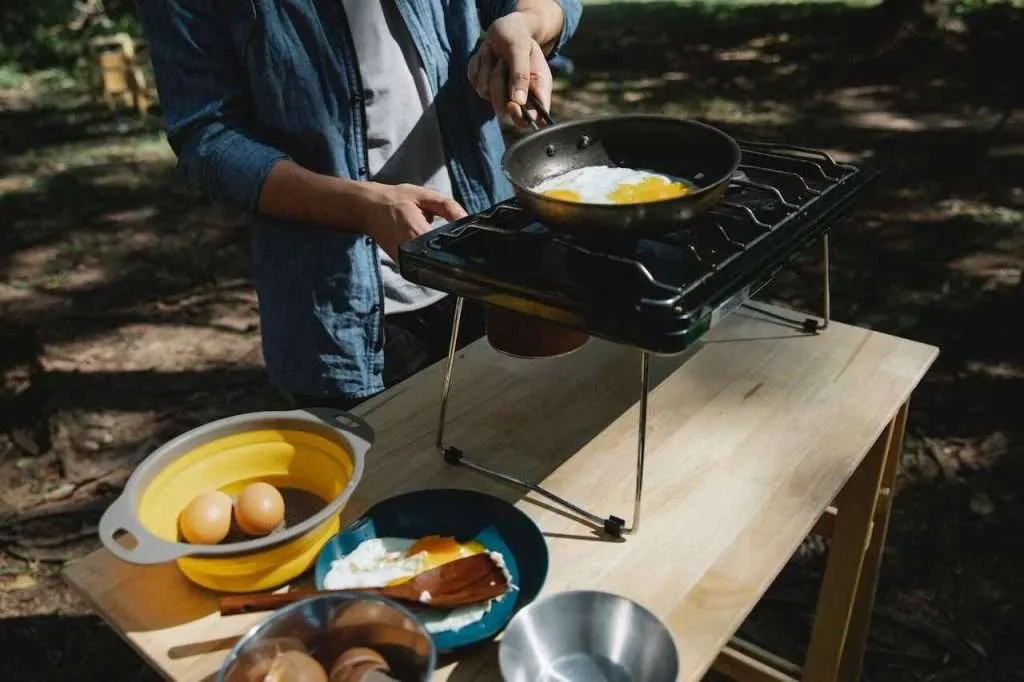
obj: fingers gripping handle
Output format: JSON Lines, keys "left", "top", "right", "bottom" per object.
{"left": 519, "top": 91, "right": 556, "bottom": 131}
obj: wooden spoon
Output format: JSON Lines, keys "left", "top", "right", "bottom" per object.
{"left": 219, "top": 553, "right": 509, "bottom": 616}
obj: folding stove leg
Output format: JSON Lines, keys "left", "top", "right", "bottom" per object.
{"left": 435, "top": 297, "right": 650, "bottom": 538}
{"left": 820, "top": 232, "right": 832, "bottom": 331}
{"left": 434, "top": 296, "right": 464, "bottom": 452}
{"left": 742, "top": 232, "right": 832, "bottom": 334}
{"left": 627, "top": 351, "right": 649, "bottom": 535}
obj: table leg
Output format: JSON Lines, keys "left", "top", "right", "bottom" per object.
{"left": 802, "top": 400, "right": 910, "bottom": 682}
{"left": 836, "top": 401, "right": 909, "bottom": 681}
{"left": 710, "top": 400, "right": 911, "bottom": 682}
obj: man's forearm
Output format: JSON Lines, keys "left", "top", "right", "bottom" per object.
{"left": 257, "top": 159, "right": 377, "bottom": 233}
{"left": 515, "top": 0, "right": 565, "bottom": 53}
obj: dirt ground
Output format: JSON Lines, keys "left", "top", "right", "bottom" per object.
{"left": 1, "top": 2, "right": 1022, "bottom": 681}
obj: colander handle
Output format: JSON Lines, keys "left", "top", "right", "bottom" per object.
{"left": 98, "top": 492, "right": 188, "bottom": 565}
{"left": 301, "top": 407, "right": 375, "bottom": 457}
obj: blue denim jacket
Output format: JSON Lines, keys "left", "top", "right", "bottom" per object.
{"left": 135, "top": 0, "right": 582, "bottom": 399}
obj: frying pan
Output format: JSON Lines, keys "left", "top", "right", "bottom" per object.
{"left": 501, "top": 96, "right": 742, "bottom": 237}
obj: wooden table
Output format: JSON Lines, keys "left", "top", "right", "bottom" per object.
{"left": 64, "top": 302, "right": 938, "bottom": 682}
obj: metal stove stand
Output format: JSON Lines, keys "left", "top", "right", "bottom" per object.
{"left": 429, "top": 143, "right": 856, "bottom": 538}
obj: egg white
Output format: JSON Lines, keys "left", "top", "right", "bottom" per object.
{"left": 531, "top": 165, "right": 687, "bottom": 204}
{"left": 322, "top": 537, "right": 511, "bottom": 634}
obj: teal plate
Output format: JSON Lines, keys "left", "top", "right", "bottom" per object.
{"left": 314, "top": 488, "right": 549, "bottom": 652}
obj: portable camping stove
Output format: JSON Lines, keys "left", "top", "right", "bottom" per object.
{"left": 398, "top": 141, "right": 879, "bottom": 537}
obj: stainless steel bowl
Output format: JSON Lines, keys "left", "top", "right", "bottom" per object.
{"left": 498, "top": 591, "right": 679, "bottom": 682}
{"left": 218, "top": 593, "right": 436, "bottom": 682}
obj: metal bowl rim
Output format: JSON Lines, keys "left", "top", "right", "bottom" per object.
{"left": 497, "top": 589, "right": 680, "bottom": 678}
{"left": 215, "top": 591, "right": 438, "bottom": 682}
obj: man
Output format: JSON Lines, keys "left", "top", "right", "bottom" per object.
{"left": 135, "top": 0, "right": 582, "bottom": 408}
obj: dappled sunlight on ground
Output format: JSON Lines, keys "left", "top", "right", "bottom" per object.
{"left": 1, "top": 1, "right": 1022, "bottom": 680}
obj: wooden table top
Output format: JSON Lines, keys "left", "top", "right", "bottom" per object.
{"left": 64, "top": 303, "right": 938, "bottom": 682}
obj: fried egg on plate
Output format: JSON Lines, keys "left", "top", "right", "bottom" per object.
{"left": 322, "top": 536, "right": 514, "bottom": 634}
{"left": 532, "top": 165, "right": 693, "bottom": 204}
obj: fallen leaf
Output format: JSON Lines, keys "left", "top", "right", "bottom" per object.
{"left": 0, "top": 574, "right": 37, "bottom": 591}
{"left": 965, "top": 638, "right": 988, "bottom": 659}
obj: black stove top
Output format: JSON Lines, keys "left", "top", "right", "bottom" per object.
{"left": 398, "top": 141, "right": 879, "bottom": 354}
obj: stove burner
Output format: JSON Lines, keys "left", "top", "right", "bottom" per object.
{"left": 402, "top": 141, "right": 876, "bottom": 354}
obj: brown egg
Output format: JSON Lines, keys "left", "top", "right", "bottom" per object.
{"left": 179, "top": 490, "right": 233, "bottom": 545}
{"left": 235, "top": 482, "right": 286, "bottom": 536}
{"left": 262, "top": 650, "right": 328, "bottom": 682}
{"left": 328, "top": 647, "right": 389, "bottom": 682}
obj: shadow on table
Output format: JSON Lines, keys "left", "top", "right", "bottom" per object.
{"left": 66, "top": 558, "right": 229, "bottom": 631}
{"left": 0, "top": 614, "right": 161, "bottom": 682}
{"left": 349, "top": 335, "right": 700, "bottom": 532}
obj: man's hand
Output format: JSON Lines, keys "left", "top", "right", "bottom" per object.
{"left": 468, "top": 12, "right": 553, "bottom": 127}
{"left": 256, "top": 161, "right": 465, "bottom": 259}
{"left": 361, "top": 183, "right": 467, "bottom": 260}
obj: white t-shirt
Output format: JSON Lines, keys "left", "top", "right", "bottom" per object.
{"left": 341, "top": 0, "right": 452, "bottom": 315}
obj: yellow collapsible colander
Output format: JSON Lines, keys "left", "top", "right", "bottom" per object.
{"left": 98, "top": 408, "right": 371, "bottom": 593}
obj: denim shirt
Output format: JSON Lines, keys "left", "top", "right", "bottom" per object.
{"left": 135, "top": 0, "right": 582, "bottom": 399}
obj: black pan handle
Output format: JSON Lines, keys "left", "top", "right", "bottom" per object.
{"left": 519, "top": 91, "right": 556, "bottom": 131}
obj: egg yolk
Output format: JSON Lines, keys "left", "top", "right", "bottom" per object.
{"left": 540, "top": 188, "right": 582, "bottom": 202}
{"left": 408, "top": 535, "right": 486, "bottom": 569}
{"left": 539, "top": 176, "right": 690, "bottom": 205}
{"left": 384, "top": 535, "right": 486, "bottom": 585}
{"left": 607, "top": 176, "right": 690, "bottom": 204}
